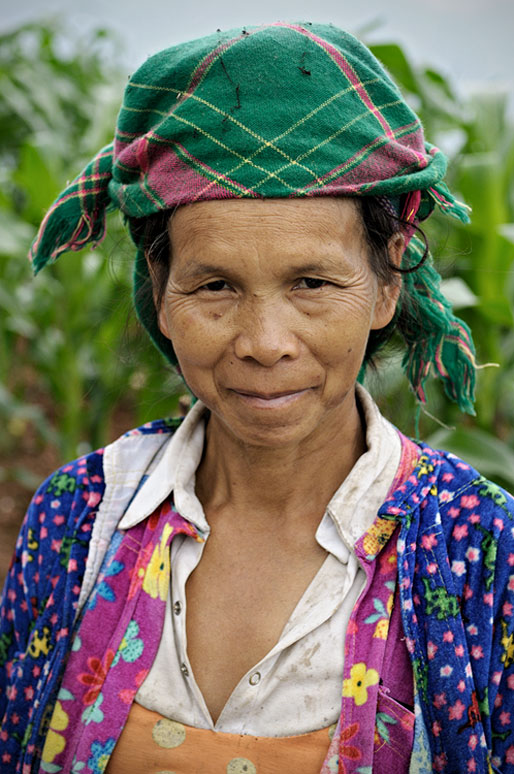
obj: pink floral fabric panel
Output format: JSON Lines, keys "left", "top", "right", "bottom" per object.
{"left": 39, "top": 501, "right": 201, "bottom": 773}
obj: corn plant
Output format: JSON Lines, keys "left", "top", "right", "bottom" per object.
{"left": 0, "top": 23, "right": 183, "bottom": 462}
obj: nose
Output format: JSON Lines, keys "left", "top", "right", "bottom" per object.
{"left": 233, "top": 296, "right": 301, "bottom": 366}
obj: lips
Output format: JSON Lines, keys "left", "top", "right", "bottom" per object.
{"left": 229, "top": 387, "right": 312, "bottom": 407}
{"left": 231, "top": 388, "right": 309, "bottom": 400}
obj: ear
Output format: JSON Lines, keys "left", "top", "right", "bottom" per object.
{"left": 158, "top": 304, "right": 171, "bottom": 341}
{"left": 371, "top": 232, "right": 404, "bottom": 330}
{"left": 144, "top": 251, "right": 172, "bottom": 341}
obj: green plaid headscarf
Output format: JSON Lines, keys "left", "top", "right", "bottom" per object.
{"left": 29, "top": 22, "right": 476, "bottom": 412}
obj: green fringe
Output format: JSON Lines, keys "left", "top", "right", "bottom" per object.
{"left": 399, "top": 235, "right": 476, "bottom": 415}
{"left": 428, "top": 181, "right": 471, "bottom": 225}
{"left": 29, "top": 143, "right": 114, "bottom": 275}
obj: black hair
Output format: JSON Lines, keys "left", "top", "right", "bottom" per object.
{"left": 357, "top": 196, "right": 429, "bottom": 363}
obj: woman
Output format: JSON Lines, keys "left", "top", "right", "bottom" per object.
{"left": 1, "top": 21, "right": 513, "bottom": 774}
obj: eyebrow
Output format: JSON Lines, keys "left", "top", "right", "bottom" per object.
{"left": 284, "top": 260, "right": 348, "bottom": 275}
{"left": 174, "top": 262, "right": 233, "bottom": 281}
{"left": 175, "top": 257, "right": 349, "bottom": 281}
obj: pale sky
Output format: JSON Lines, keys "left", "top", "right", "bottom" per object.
{"left": 2, "top": 0, "right": 513, "bottom": 107}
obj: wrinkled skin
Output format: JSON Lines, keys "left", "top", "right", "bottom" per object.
{"left": 157, "top": 197, "right": 402, "bottom": 455}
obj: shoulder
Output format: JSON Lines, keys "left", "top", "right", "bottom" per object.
{"left": 10, "top": 417, "right": 183, "bottom": 594}
{"left": 32, "top": 416, "right": 182, "bottom": 520}
{"left": 20, "top": 448, "right": 105, "bottom": 551}
{"left": 394, "top": 441, "right": 514, "bottom": 601}
{"left": 384, "top": 438, "right": 514, "bottom": 565}
{"left": 119, "top": 416, "right": 183, "bottom": 438}
{"left": 417, "top": 442, "right": 514, "bottom": 533}
{"left": 388, "top": 438, "right": 514, "bottom": 525}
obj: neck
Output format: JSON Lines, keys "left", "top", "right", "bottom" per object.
{"left": 195, "top": 394, "right": 366, "bottom": 529}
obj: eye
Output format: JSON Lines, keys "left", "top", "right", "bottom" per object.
{"left": 199, "top": 279, "right": 231, "bottom": 292}
{"left": 295, "top": 277, "right": 329, "bottom": 290}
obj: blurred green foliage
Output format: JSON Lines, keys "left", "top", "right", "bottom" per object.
{"left": 364, "top": 42, "right": 514, "bottom": 490}
{"left": 0, "top": 22, "right": 183, "bottom": 463}
{"left": 1, "top": 24, "right": 513, "bottom": 489}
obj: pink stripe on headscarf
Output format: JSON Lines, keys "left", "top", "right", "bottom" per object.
{"left": 276, "top": 22, "right": 394, "bottom": 139}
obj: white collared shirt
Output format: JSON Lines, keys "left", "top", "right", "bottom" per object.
{"left": 117, "top": 386, "right": 402, "bottom": 736}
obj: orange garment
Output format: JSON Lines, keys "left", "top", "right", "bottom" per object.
{"left": 106, "top": 701, "right": 332, "bottom": 774}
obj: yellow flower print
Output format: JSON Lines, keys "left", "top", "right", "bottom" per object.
{"left": 41, "top": 700, "right": 69, "bottom": 763}
{"left": 373, "top": 593, "right": 394, "bottom": 639}
{"left": 373, "top": 619, "right": 389, "bottom": 639}
{"left": 342, "top": 662, "right": 379, "bottom": 706}
{"left": 27, "top": 625, "right": 52, "bottom": 659}
{"left": 142, "top": 523, "right": 173, "bottom": 600}
{"left": 362, "top": 518, "right": 397, "bottom": 558}
{"left": 416, "top": 455, "right": 434, "bottom": 478}
{"left": 501, "top": 619, "right": 514, "bottom": 669}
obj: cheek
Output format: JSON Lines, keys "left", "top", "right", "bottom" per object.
{"left": 320, "top": 335, "right": 366, "bottom": 370}
{"left": 162, "top": 298, "right": 231, "bottom": 370}
{"left": 308, "top": 303, "right": 377, "bottom": 383}
{"left": 316, "top": 293, "right": 377, "bottom": 347}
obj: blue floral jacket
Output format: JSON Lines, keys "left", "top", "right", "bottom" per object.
{"left": 1, "top": 419, "right": 514, "bottom": 773}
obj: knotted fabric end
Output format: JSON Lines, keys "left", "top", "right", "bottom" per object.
{"left": 29, "top": 143, "right": 114, "bottom": 274}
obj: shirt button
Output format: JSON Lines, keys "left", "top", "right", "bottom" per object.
{"left": 180, "top": 663, "right": 189, "bottom": 677}
{"left": 173, "top": 601, "right": 182, "bottom": 615}
{"left": 249, "top": 672, "right": 261, "bottom": 686}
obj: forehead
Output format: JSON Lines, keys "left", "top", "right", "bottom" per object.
{"left": 168, "top": 197, "right": 365, "bottom": 256}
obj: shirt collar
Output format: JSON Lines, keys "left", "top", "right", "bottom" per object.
{"left": 119, "top": 398, "right": 209, "bottom": 533}
{"left": 118, "top": 385, "right": 400, "bottom": 547}
{"left": 324, "top": 384, "right": 401, "bottom": 549}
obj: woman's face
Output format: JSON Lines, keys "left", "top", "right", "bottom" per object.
{"left": 157, "top": 197, "right": 401, "bottom": 449}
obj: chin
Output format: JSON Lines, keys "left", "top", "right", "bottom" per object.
{"left": 207, "top": 403, "right": 330, "bottom": 451}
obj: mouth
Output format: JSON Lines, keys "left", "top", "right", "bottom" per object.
{"left": 229, "top": 387, "right": 311, "bottom": 407}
